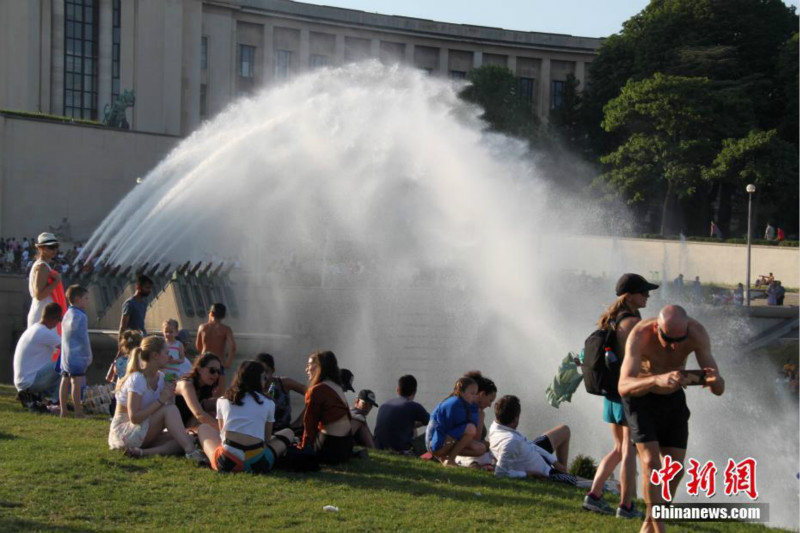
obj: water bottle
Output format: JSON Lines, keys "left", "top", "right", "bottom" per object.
{"left": 267, "top": 381, "right": 277, "bottom": 399}
{"left": 604, "top": 347, "right": 618, "bottom": 364}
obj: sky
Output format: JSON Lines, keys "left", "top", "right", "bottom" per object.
{"left": 302, "top": 0, "right": 800, "bottom": 38}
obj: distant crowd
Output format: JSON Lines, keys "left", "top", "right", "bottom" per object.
{"left": 1, "top": 235, "right": 83, "bottom": 275}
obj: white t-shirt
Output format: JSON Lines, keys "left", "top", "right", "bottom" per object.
{"left": 216, "top": 393, "right": 275, "bottom": 442}
{"left": 13, "top": 323, "right": 61, "bottom": 390}
{"left": 116, "top": 371, "right": 165, "bottom": 409}
{"left": 488, "top": 421, "right": 557, "bottom": 478}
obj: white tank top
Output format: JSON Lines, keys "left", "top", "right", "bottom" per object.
{"left": 27, "top": 259, "right": 54, "bottom": 327}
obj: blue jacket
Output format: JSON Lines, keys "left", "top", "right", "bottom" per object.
{"left": 426, "top": 395, "right": 478, "bottom": 452}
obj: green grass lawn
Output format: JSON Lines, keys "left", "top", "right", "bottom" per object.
{"left": 0, "top": 385, "right": 784, "bottom": 533}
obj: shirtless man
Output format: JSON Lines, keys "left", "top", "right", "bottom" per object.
{"left": 195, "top": 303, "right": 236, "bottom": 392}
{"left": 618, "top": 305, "right": 724, "bottom": 533}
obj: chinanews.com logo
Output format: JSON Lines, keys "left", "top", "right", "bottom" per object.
{"left": 649, "top": 455, "right": 769, "bottom": 523}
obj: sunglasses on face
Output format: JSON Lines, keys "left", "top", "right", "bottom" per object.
{"left": 45, "top": 245, "right": 59, "bottom": 251}
{"left": 639, "top": 291, "right": 650, "bottom": 297}
{"left": 658, "top": 326, "right": 689, "bottom": 344}
{"left": 206, "top": 367, "right": 221, "bottom": 375}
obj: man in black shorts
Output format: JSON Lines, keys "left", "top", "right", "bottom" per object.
{"left": 619, "top": 305, "right": 724, "bottom": 533}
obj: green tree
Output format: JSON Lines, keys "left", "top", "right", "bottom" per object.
{"left": 581, "top": 0, "right": 798, "bottom": 235}
{"left": 599, "top": 74, "right": 718, "bottom": 234}
{"left": 703, "top": 129, "right": 799, "bottom": 235}
{"left": 459, "top": 65, "right": 538, "bottom": 140}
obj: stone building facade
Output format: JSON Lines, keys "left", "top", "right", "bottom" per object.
{"left": 1, "top": 0, "right": 602, "bottom": 137}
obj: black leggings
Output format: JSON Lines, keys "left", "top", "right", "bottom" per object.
{"left": 316, "top": 433, "right": 354, "bottom": 465}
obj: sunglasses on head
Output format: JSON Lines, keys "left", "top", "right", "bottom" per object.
{"left": 658, "top": 326, "right": 689, "bottom": 344}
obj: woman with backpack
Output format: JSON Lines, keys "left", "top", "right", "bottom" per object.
{"left": 582, "top": 273, "right": 658, "bottom": 519}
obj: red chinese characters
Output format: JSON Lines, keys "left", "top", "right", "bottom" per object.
{"left": 685, "top": 459, "right": 717, "bottom": 497}
{"left": 723, "top": 457, "right": 758, "bottom": 500}
{"left": 649, "top": 455, "right": 683, "bottom": 502}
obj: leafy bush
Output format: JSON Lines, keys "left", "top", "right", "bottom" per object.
{"left": 569, "top": 454, "right": 597, "bottom": 479}
{"left": 778, "top": 240, "right": 799, "bottom": 247}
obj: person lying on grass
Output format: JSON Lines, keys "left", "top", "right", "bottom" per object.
{"left": 197, "top": 360, "right": 294, "bottom": 474}
{"left": 108, "top": 335, "right": 206, "bottom": 463}
{"left": 426, "top": 376, "right": 487, "bottom": 467}
{"left": 488, "top": 395, "right": 577, "bottom": 485}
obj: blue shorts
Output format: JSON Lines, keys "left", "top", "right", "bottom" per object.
{"left": 61, "top": 358, "right": 90, "bottom": 377}
{"left": 603, "top": 396, "right": 626, "bottom": 425}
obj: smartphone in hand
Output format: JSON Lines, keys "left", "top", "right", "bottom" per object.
{"left": 680, "top": 369, "right": 707, "bottom": 386}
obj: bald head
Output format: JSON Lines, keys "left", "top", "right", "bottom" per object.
{"left": 658, "top": 305, "right": 688, "bottom": 337}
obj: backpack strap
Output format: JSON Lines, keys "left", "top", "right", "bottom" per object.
{"left": 610, "top": 311, "right": 637, "bottom": 331}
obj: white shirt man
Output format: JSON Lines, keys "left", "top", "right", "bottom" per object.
{"left": 488, "top": 394, "right": 576, "bottom": 485}
{"left": 489, "top": 421, "right": 556, "bottom": 478}
{"left": 13, "top": 303, "right": 62, "bottom": 403}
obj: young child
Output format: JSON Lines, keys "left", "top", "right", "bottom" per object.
{"left": 426, "top": 376, "right": 487, "bottom": 467}
{"left": 59, "top": 285, "right": 92, "bottom": 418}
{"left": 195, "top": 303, "right": 236, "bottom": 392}
{"left": 106, "top": 329, "right": 143, "bottom": 384}
{"left": 162, "top": 319, "right": 192, "bottom": 379}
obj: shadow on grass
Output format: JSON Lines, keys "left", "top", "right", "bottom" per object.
{"left": 98, "top": 457, "right": 148, "bottom": 474}
{"left": 0, "top": 432, "right": 18, "bottom": 440}
{"left": 0, "top": 517, "right": 104, "bottom": 533}
{"left": 270, "top": 452, "right": 584, "bottom": 512}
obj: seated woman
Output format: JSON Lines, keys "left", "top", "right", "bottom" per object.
{"left": 108, "top": 335, "right": 205, "bottom": 462}
{"left": 197, "top": 360, "right": 294, "bottom": 474}
{"left": 174, "top": 353, "right": 223, "bottom": 428}
{"left": 254, "top": 353, "right": 306, "bottom": 432}
{"left": 426, "top": 376, "right": 487, "bottom": 467}
{"left": 457, "top": 370, "right": 497, "bottom": 469}
{"left": 299, "top": 350, "right": 353, "bottom": 464}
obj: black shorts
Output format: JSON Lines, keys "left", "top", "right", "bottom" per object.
{"left": 316, "top": 433, "right": 353, "bottom": 465}
{"left": 622, "top": 389, "right": 690, "bottom": 449}
{"left": 533, "top": 434, "right": 554, "bottom": 454}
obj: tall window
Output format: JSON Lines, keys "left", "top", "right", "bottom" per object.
{"left": 64, "top": 0, "right": 99, "bottom": 119}
{"left": 201, "top": 36, "right": 208, "bottom": 70}
{"left": 239, "top": 45, "right": 255, "bottom": 78}
{"left": 450, "top": 70, "right": 467, "bottom": 80}
{"left": 200, "top": 84, "right": 207, "bottom": 117}
{"left": 111, "top": 0, "right": 121, "bottom": 102}
{"left": 519, "top": 77, "right": 535, "bottom": 104}
{"left": 275, "top": 50, "right": 291, "bottom": 80}
{"left": 309, "top": 54, "right": 328, "bottom": 69}
{"left": 551, "top": 80, "right": 566, "bottom": 110}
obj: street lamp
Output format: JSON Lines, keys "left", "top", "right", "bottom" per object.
{"left": 745, "top": 183, "right": 756, "bottom": 306}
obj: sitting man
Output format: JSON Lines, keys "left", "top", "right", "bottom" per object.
{"left": 489, "top": 395, "right": 576, "bottom": 485}
{"left": 374, "top": 374, "right": 430, "bottom": 453}
{"left": 350, "top": 389, "right": 379, "bottom": 448}
{"left": 13, "top": 303, "right": 63, "bottom": 408}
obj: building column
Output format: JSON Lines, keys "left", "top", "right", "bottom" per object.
{"left": 473, "top": 51, "right": 482, "bottom": 69}
{"left": 438, "top": 46, "right": 448, "bottom": 76}
{"left": 262, "top": 22, "right": 274, "bottom": 83}
{"left": 50, "top": 0, "right": 65, "bottom": 114}
{"left": 574, "top": 60, "right": 585, "bottom": 90}
{"left": 119, "top": 0, "right": 135, "bottom": 126}
{"left": 370, "top": 38, "right": 380, "bottom": 58}
{"left": 404, "top": 42, "right": 414, "bottom": 67}
{"left": 97, "top": 0, "right": 113, "bottom": 120}
{"left": 180, "top": 0, "right": 202, "bottom": 135}
{"left": 334, "top": 33, "right": 345, "bottom": 65}
{"left": 508, "top": 55, "right": 517, "bottom": 75}
{"left": 538, "top": 57, "right": 551, "bottom": 120}
{"left": 299, "top": 28, "right": 310, "bottom": 72}
{"left": 40, "top": 0, "right": 52, "bottom": 113}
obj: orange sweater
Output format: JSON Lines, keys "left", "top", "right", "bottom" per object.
{"left": 300, "top": 382, "right": 351, "bottom": 449}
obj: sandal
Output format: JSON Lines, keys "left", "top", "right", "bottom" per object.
{"left": 124, "top": 447, "right": 143, "bottom": 458}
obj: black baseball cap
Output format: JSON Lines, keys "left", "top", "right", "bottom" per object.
{"left": 616, "top": 273, "right": 660, "bottom": 296}
{"left": 340, "top": 368, "right": 355, "bottom": 392}
{"left": 357, "top": 389, "right": 379, "bottom": 407}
